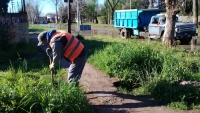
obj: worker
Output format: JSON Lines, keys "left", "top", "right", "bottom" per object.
{"left": 37, "top": 30, "right": 87, "bottom": 85}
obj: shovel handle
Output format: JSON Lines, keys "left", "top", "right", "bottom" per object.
{"left": 47, "top": 53, "right": 55, "bottom": 85}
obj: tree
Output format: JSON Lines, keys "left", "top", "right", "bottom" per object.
{"left": 58, "top": 2, "right": 67, "bottom": 23}
{"left": 104, "top": 2, "right": 111, "bottom": 24}
{"left": 149, "top": 0, "right": 153, "bottom": 8}
{"left": 81, "top": 1, "right": 97, "bottom": 23}
{"left": 193, "top": 0, "right": 198, "bottom": 27}
{"left": 131, "top": 0, "right": 150, "bottom": 9}
{"left": 157, "top": 0, "right": 165, "bottom": 9}
{"left": 25, "top": 0, "right": 44, "bottom": 24}
{"left": 51, "top": 0, "right": 61, "bottom": 23}
{"left": 25, "top": 2, "right": 34, "bottom": 23}
{"left": 180, "top": 0, "right": 193, "bottom": 15}
{"left": 77, "top": 1, "right": 87, "bottom": 24}
{"left": 120, "top": 0, "right": 149, "bottom": 9}
{"left": 162, "top": 0, "right": 179, "bottom": 46}
{"left": 106, "top": 0, "right": 121, "bottom": 24}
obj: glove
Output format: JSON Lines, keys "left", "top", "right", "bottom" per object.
{"left": 49, "top": 64, "right": 54, "bottom": 70}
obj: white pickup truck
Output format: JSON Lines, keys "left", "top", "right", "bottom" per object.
{"left": 148, "top": 14, "right": 198, "bottom": 43}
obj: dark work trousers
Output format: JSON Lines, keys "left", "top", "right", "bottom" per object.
{"left": 67, "top": 49, "right": 87, "bottom": 83}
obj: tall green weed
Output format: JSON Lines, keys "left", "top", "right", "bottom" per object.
{"left": 87, "top": 38, "right": 200, "bottom": 109}
{"left": 0, "top": 60, "right": 92, "bottom": 113}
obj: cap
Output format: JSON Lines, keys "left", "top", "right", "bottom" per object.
{"left": 37, "top": 31, "right": 47, "bottom": 46}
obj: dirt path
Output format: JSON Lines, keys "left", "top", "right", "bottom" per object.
{"left": 30, "top": 33, "right": 200, "bottom": 113}
{"left": 80, "top": 63, "right": 200, "bottom": 113}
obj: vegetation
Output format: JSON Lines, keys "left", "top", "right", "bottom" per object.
{"left": 0, "top": 25, "right": 93, "bottom": 113}
{"left": 80, "top": 35, "right": 200, "bottom": 110}
{"left": 29, "top": 24, "right": 53, "bottom": 33}
{"left": 3, "top": 24, "right": 199, "bottom": 112}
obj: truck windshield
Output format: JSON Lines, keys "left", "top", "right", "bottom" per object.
{"left": 159, "top": 17, "right": 165, "bottom": 25}
{"left": 151, "top": 17, "right": 159, "bottom": 24}
{"left": 158, "top": 16, "right": 178, "bottom": 25}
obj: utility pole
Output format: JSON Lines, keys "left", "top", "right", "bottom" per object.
{"left": 77, "top": 0, "right": 80, "bottom": 35}
{"left": 23, "top": 0, "right": 26, "bottom": 12}
{"left": 68, "top": 0, "right": 71, "bottom": 33}
{"left": 64, "top": 0, "right": 73, "bottom": 33}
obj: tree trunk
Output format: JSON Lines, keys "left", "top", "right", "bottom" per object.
{"left": 162, "top": 14, "right": 176, "bottom": 46}
{"left": 193, "top": 0, "right": 198, "bottom": 27}
{"left": 163, "top": 0, "right": 179, "bottom": 46}
{"left": 149, "top": 0, "right": 153, "bottom": 8}
{"left": 110, "top": 8, "right": 114, "bottom": 24}
{"left": 56, "top": 8, "right": 58, "bottom": 23}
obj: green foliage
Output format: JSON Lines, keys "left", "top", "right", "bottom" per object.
{"left": 29, "top": 24, "right": 52, "bottom": 33}
{"left": 130, "top": 0, "right": 149, "bottom": 9}
{"left": 88, "top": 41, "right": 163, "bottom": 88}
{"left": 0, "top": 30, "right": 92, "bottom": 112}
{"left": 85, "top": 35, "right": 200, "bottom": 110}
{"left": 150, "top": 80, "right": 200, "bottom": 110}
{"left": 82, "top": 3, "right": 97, "bottom": 20}
{"left": 97, "top": 16, "right": 107, "bottom": 24}
{"left": 76, "top": 34, "right": 85, "bottom": 40}
{"left": 0, "top": 64, "right": 92, "bottom": 113}
{"left": 180, "top": 0, "right": 193, "bottom": 16}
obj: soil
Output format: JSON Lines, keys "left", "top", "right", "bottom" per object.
{"left": 80, "top": 63, "right": 200, "bottom": 113}
{"left": 30, "top": 33, "right": 200, "bottom": 113}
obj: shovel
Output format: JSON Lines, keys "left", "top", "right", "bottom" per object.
{"left": 46, "top": 50, "right": 55, "bottom": 85}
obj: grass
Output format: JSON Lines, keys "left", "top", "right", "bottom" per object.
{"left": 27, "top": 24, "right": 200, "bottom": 110}
{"left": 0, "top": 64, "right": 92, "bottom": 113}
{"left": 29, "top": 24, "right": 54, "bottom": 33}
{"left": 0, "top": 24, "right": 93, "bottom": 113}
{"left": 47, "top": 22, "right": 117, "bottom": 31}
{"left": 80, "top": 35, "right": 200, "bottom": 110}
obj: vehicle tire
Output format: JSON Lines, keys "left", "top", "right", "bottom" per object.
{"left": 120, "top": 28, "right": 130, "bottom": 39}
{"left": 180, "top": 37, "right": 192, "bottom": 44}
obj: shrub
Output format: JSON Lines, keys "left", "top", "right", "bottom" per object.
{"left": 97, "top": 16, "right": 107, "bottom": 24}
{"left": 76, "top": 34, "right": 85, "bottom": 40}
{"left": 87, "top": 37, "right": 200, "bottom": 109}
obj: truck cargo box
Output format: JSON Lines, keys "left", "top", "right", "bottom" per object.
{"left": 114, "top": 9, "right": 164, "bottom": 36}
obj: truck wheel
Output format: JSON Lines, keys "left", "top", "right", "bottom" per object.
{"left": 120, "top": 28, "right": 130, "bottom": 39}
{"left": 180, "top": 37, "right": 192, "bottom": 44}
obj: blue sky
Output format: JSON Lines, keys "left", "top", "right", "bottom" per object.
{"left": 41, "top": 0, "right": 105, "bottom": 15}
{"left": 8, "top": 0, "right": 105, "bottom": 15}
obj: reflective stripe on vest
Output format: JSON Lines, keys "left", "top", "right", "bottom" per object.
{"left": 49, "top": 32, "right": 84, "bottom": 63}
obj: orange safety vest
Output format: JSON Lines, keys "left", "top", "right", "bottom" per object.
{"left": 49, "top": 32, "right": 84, "bottom": 63}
